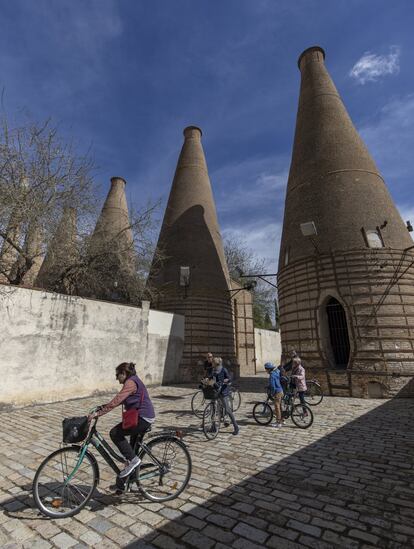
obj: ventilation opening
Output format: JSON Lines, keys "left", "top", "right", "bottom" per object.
{"left": 326, "top": 297, "right": 350, "bottom": 368}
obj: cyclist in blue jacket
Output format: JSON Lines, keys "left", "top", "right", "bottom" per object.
{"left": 265, "top": 362, "right": 284, "bottom": 428}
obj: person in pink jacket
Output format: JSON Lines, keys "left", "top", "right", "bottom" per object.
{"left": 291, "top": 357, "right": 308, "bottom": 413}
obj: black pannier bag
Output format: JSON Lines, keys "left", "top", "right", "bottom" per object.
{"left": 202, "top": 385, "right": 220, "bottom": 400}
{"left": 62, "top": 416, "right": 89, "bottom": 443}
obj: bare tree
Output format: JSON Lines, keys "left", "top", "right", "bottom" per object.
{"left": 50, "top": 201, "right": 162, "bottom": 305}
{"left": 224, "top": 236, "right": 277, "bottom": 329}
{"left": 0, "top": 113, "right": 161, "bottom": 305}
{"left": 0, "top": 114, "right": 95, "bottom": 285}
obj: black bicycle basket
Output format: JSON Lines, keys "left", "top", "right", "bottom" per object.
{"left": 202, "top": 386, "right": 220, "bottom": 400}
{"left": 62, "top": 416, "right": 89, "bottom": 443}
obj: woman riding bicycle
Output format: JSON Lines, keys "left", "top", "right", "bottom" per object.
{"left": 88, "top": 362, "right": 155, "bottom": 483}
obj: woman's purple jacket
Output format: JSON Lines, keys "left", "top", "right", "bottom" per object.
{"left": 125, "top": 375, "right": 155, "bottom": 419}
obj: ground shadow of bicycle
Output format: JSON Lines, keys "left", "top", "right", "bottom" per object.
{"left": 0, "top": 477, "right": 168, "bottom": 521}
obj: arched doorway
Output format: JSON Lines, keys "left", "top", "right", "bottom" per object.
{"left": 326, "top": 297, "right": 350, "bottom": 368}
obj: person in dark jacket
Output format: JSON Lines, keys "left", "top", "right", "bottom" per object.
{"left": 203, "top": 352, "right": 215, "bottom": 377}
{"left": 88, "top": 362, "right": 155, "bottom": 481}
{"left": 211, "top": 357, "right": 239, "bottom": 435}
{"left": 280, "top": 349, "right": 298, "bottom": 374}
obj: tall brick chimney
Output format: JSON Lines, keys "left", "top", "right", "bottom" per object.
{"left": 148, "top": 126, "right": 236, "bottom": 382}
{"left": 278, "top": 47, "right": 414, "bottom": 398}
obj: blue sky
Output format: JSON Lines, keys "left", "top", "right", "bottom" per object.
{"left": 2, "top": 0, "right": 414, "bottom": 271}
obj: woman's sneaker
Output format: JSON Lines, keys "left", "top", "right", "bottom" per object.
{"left": 271, "top": 423, "right": 282, "bottom": 428}
{"left": 109, "top": 478, "right": 125, "bottom": 494}
{"left": 119, "top": 456, "right": 141, "bottom": 478}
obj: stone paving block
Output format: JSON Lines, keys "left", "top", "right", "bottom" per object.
{"left": 159, "top": 520, "right": 189, "bottom": 538}
{"left": 8, "top": 523, "right": 35, "bottom": 543}
{"left": 311, "top": 516, "right": 346, "bottom": 532}
{"left": 110, "top": 512, "right": 136, "bottom": 527}
{"left": 79, "top": 530, "right": 103, "bottom": 546}
{"left": 267, "top": 524, "right": 299, "bottom": 541}
{"left": 232, "top": 522, "right": 269, "bottom": 544}
{"left": 202, "top": 524, "right": 236, "bottom": 544}
{"left": 129, "top": 521, "right": 158, "bottom": 540}
{"left": 232, "top": 537, "right": 265, "bottom": 549}
{"left": 298, "top": 534, "right": 338, "bottom": 548}
{"left": 76, "top": 509, "right": 97, "bottom": 524}
{"left": 87, "top": 517, "right": 114, "bottom": 534}
{"left": 322, "top": 530, "right": 359, "bottom": 548}
{"left": 23, "top": 538, "right": 52, "bottom": 549}
{"left": 179, "top": 502, "right": 210, "bottom": 519}
{"left": 138, "top": 510, "right": 165, "bottom": 526}
{"left": 324, "top": 504, "right": 360, "bottom": 520}
{"left": 182, "top": 529, "right": 215, "bottom": 548}
{"left": 152, "top": 533, "right": 186, "bottom": 549}
{"left": 206, "top": 512, "right": 237, "bottom": 529}
{"left": 182, "top": 515, "right": 206, "bottom": 530}
{"left": 159, "top": 507, "right": 182, "bottom": 521}
{"left": 32, "top": 520, "right": 61, "bottom": 539}
{"left": 94, "top": 538, "right": 119, "bottom": 549}
{"left": 232, "top": 502, "right": 255, "bottom": 514}
{"left": 105, "top": 526, "right": 135, "bottom": 545}
{"left": 62, "top": 521, "right": 89, "bottom": 538}
{"left": 348, "top": 528, "right": 381, "bottom": 545}
{"left": 266, "top": 536, "right": 302, "bottom": 549}
{"left": 286, "top": 519, "right": 321, "bottom": 538}
{"left": 0, "top": 528, "right": 10, "bottom": 545}
{"left": 51, "top": 532, "right": 78, "bottom": 549}
{"left": 239, "top": 513, "right": 268, "bottom": 531}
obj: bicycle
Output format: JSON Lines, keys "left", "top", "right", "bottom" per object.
{"left": 201, "top": 385, "right": 236, "bottom": 440}
{"left": 252, "top": 389, "right": 314, "bottom": 429}
{"left": 191, "top": 383, "right": 241, "bottom": 418}
{"left": 304, "top": 379, "right": 323, "bottom": 406}
{"left": 32, "top": 410, "right": 192, "bottom": 518}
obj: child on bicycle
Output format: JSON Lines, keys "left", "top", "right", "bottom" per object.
{"left": 264, "top": 362, "right": 284, "bottom": 428}
{"left": 211, "top": 357, "right": 239, "bottom": 435}
{"left": 290, "top": 357, "right": 308, "bottom": 414}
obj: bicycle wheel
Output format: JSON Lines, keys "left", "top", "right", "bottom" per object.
{"left": 291, "top": 404, "right": 314, "bottom": 429}
{"left": 33, "top": 446, "right": 98, "bottom": 518}
{"left": 191, "top": 390, "right": 206, "bottom": 418}
{"left": 230, "top": 387, "right": 242, "bottom": 412}
{"left": 304, "top": 381, "right": 323, "bottom": 406}
{"left": 252, "top": 402, "right": 273, "bottom": 425}
{"left": 138, "top": 436, "right": 192, "bottom": 502}
{"left": 202, "top": 401, "right": 221, "bottom": 440}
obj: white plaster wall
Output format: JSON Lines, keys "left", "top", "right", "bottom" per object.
{"left": 0, "top": 285, "right": 184, "bottom": 407}
{"left": 254, "top": 328, "right": 281, "bottom": 372}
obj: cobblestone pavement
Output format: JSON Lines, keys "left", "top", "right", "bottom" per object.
{"left": 1, "top": 382, "right": 414, "bottom": 548}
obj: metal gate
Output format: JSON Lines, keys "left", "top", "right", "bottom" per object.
{"left": 326, "top": 297, "right": 350, "bottom": 368}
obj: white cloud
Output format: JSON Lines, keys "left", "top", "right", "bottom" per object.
{"left": 223, "top": 220, "right": 282, "bottom": 272}
{"left": 359, "top": 94, "right": 414, "bottom": 180}
{"left": 212, "top": 155, "right": 288, "bottom": 214}
{"left": 349, "top": 46, "right": 400, "bottom": 84}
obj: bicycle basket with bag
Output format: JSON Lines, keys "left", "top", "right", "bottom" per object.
{"left": 202, "top": 386, "right": 220, "bottom": 400}
{"left": 62, "top": 416, "right": 89, "bottom": 443}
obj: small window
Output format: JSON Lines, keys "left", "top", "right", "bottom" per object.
{"left": 362, "top": 228, "right": 384, "bottom": 249}
{"left": 284, "top": 247, "right": 289, "bottom": 266}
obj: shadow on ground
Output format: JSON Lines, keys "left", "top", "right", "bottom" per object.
{"left": 123, "top": 382, "right": 414, "bottom": 549}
